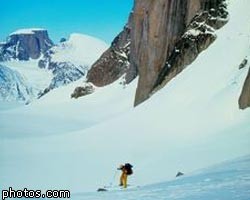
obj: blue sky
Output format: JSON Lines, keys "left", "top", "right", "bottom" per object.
{"left": 0, "top": 0, "right": 133, "bottom": 44}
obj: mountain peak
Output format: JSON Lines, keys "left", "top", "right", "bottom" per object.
{"left": 0, "top": 28, "right": 53, "bottom": 61}
{"left": 68, "top": 33, "right": 108, "bottom": 47}
{"left": 46, "top": 33, "right": 108, "bottom": 67}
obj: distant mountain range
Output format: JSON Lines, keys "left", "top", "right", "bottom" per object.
{"left": 0, "top": 0, "right": 249, "bottom": 109}
{"left": 0, "top": 29, "right": 108, "bottom": 103}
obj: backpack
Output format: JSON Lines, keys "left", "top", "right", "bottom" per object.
{"left": 124, "top": 163, "right": 133, "bottom": 175}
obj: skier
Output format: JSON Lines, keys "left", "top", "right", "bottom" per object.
{"left": 118, "top": 163, "right": 133, "bottom": 188}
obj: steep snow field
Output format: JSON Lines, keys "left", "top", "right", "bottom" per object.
{"left": 0, "top": 64, "right": 33, "bottom": 102}
{"left": 0, "top": 0, "right": 250, "bottom": 197}
{"left": 73, "top": 155, "right": 250, "bottom": 200}
{"left": 1, "top": 60, "right": 53, "bottom": 97}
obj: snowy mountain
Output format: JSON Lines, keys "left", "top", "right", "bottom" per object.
{"left": 0, "top": 31, "right": 108, "bottom": 100}
{"left": 0, "top": 64, "right": 33, "bottom": 103}
{"left": 40, "top": 33, "right": 109, "bottom": 67}
{"left": 0, "top": 28, "right": 53, "bottom": 61}
{"left": 38, "top": 33, "right": 108, "bottom": 95}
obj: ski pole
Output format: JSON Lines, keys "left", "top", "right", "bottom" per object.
{"left": 109, "top": 170, "right": 118, "bottom": 187}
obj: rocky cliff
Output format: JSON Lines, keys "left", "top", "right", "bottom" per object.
{"left": 85, "top": 0, "right": 228, "bottom": 106}
{"left": 0, "top": 29, "right": 53, "bottom": 61}
{"left": 239, "top": 68, "right": 250, "bottom": 109}
{"left": 87, "top": 14, "right": 137, "bottom": 86}
{"left": 132, "top": 0, "right": 228, "bottom": 106}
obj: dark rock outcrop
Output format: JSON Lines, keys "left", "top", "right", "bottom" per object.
{"left": 60, "top": 38, "right": 67, "bottom": 43}
{"left": 97, "top": 188, "right": 108, "bottom": 192}
{"left": 176, "top": 171, "right": 185, "bottom": 177}
{"left": 87, "top": 13, "right": 137, "bottom": 87}
{"left": 132, "top": 0, "right": 228, "bottom": 106}
{"left": 71, "top": 84, "right": 94, "bottom": 99}
{"left": 239, "top": 58, "right": 248, "bottom": 70}
{"left": 0, "top": 29, "right": 53, "bottom": 61}
{"left": 38, "top": 61, "right": 86, "bottom": 97}
{"left": 38, "top": 47, "right": 88, "bottom": 97}
{"left": 239, "top": 68, "right": 250, "bottom": 110}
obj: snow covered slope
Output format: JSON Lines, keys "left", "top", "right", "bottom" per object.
{"left": 0, "top": 64, "right": 33, "bottom": 103}
{"left": 73, "top": 155, "right": 250, "bottom": 200}
{"left": 50, "top": 33, "right": 108, "bottom": 67}
{"left": 0, "top": 0, "right": 250, "bottom": 196}
{"left": 0, "top": 78, "right": 136, "bottom": 138}
{"left": 1, "top": 60, "right": 53, "bottom": 97}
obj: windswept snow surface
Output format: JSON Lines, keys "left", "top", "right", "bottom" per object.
{"left": 73, "top": 155, "right": 250, "bottom": 200}
{"left": 0, "top": 0, "right": 250, "bottom": 196}
{"left": 10, "top": 28, "right": 46, "bottom": 36}
{"left": 50, "top": 33, "right": 109, "bottom": 66}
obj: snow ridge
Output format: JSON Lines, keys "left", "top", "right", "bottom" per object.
{"left": 50, "top": 33, "right": 108, "bottom": 66}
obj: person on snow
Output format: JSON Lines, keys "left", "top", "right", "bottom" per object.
{"left": 118, "top": 163, "right": 133, "bottom": 188}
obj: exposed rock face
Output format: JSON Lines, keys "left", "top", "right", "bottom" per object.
{"left": 87, "top": 14, "right": 137, "bottom": 87}
{"left": 71, "top": 84, "right": 94, "bottom": 99}
{"left": 0, "top": 29, "right": 53, "bottom": 61}
{"left": 60, "top": 38, "right": 67, "bottom": 43}
{"left": 97, "top": 188, "right": 108, "bottom": 192}
{"left": 176, "top": 171, "right": 185, "bottom": 177}
{"left": 85, "top": 0, "right": 228, "bottom": 106}
{"left": 239, "top": 68, "right": 250, "bottom": 110}
{"left": 239, "top": 59, "right": 248, "bottom": 70}
{"left": 38, "top": 61, "right": 86, "bottom": 97}
{"left": 132, "top": 0, "right": 228, "bottom": 106}
{"left": 153, "top": 5, "right": 228, "bottom": 93}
